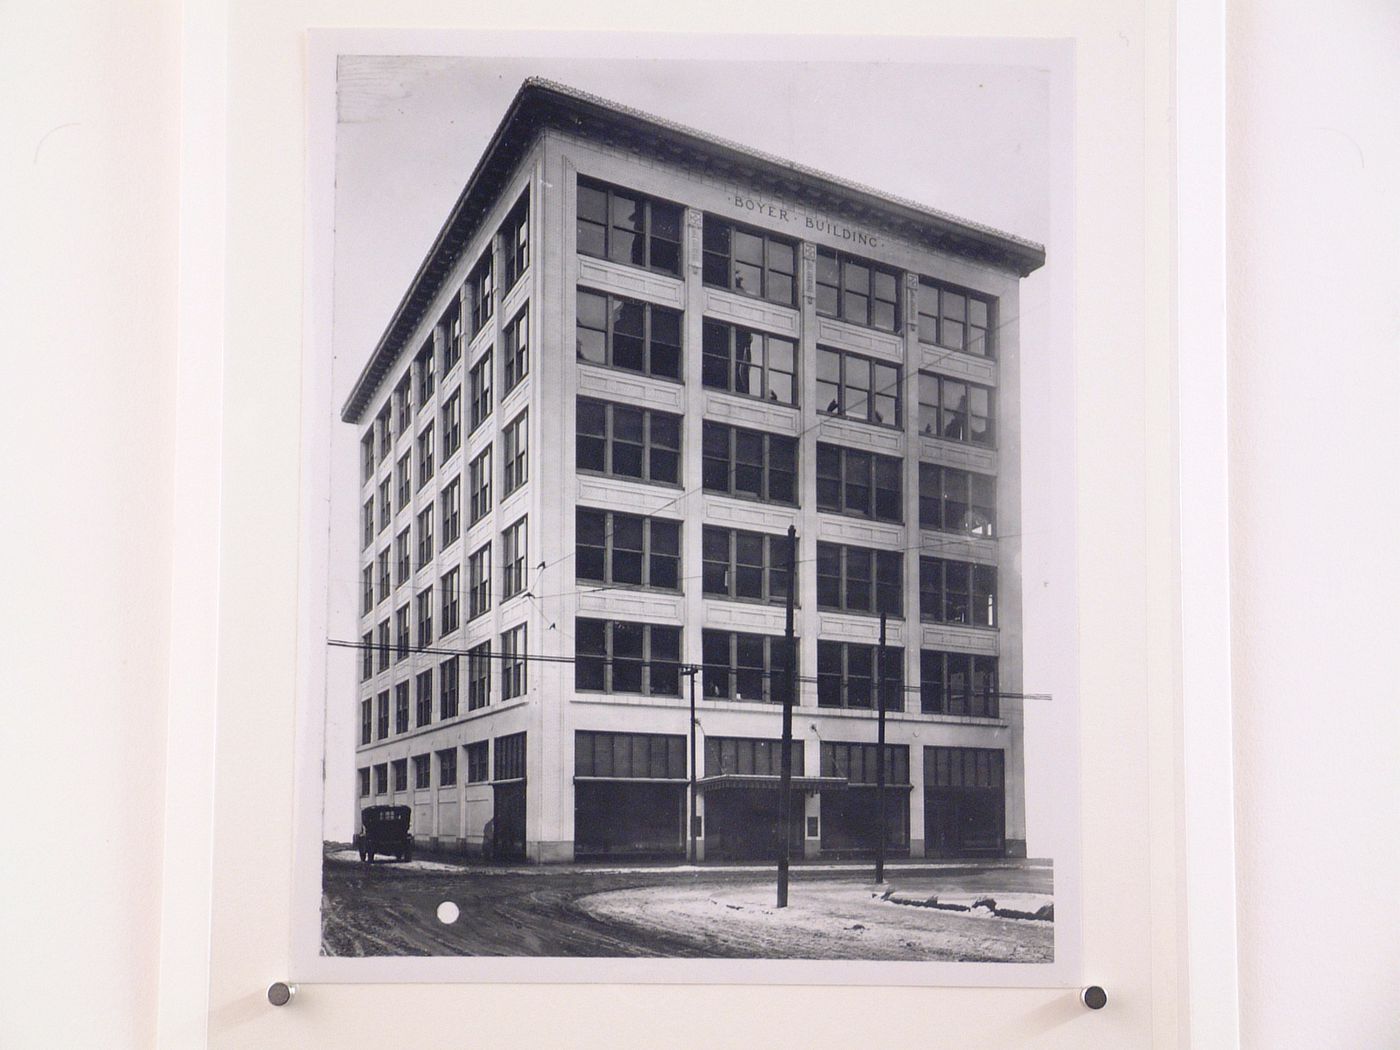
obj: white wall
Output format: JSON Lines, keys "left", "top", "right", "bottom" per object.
{"left": 1227, "top": 1, "right": 1400, "bottom": 1047}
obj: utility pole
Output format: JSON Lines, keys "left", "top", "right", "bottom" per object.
{"left": 777, "top": 524, "right": 797, "bottom": 908}
{"left": 875, "top": 611, "right": 887, "bottom": 884}
{"left": 683, "top": 663, "right": 699, "bottom": 865}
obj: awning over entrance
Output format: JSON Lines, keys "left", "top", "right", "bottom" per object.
{"left": 697, "top": 774, "right": 848, "bottom": 793}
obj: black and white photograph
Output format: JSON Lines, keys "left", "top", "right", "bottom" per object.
{"left": 299, "top": 35, "right": 1080, "bottom": 985}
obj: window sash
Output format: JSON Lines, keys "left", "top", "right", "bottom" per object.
{"left": 469, "top": 350, "right": 493, "bottom": 432}
{"left": 503, "top": 411, "right": 528, "bottom": 495}
{"left": 701, "top": 630, "right": 791, "bottom": 702}
{"left": 469, "top": 448, "right": 492, "bottom": 523}
{"left": 468, "top": 544, "right": 491, "bottom": 619}
{"left": 576, "top": 177, "right": 682, "bottom": 277}
{"left": 701, "top": 319, "right": 797, "bottom": 405}
{"left": 574, "top": 618, "right": 681, "bottom": 697}
{"left": 503, "top": 308, "right": 529, "bottom": 392}
{"left": 500, "top": 625, "right": 527, "bottom": 699}
{"left": 576, "top": 288, "right": 683, "bottom": 381}
{"left": 815, "top": 249, "right": 900, "bottom": 332}
{"left": 577, "top": 509, "right": 681, "bottom": 591}
{"left": 700, "top": 421, "right": 797, "bottom": 505}
{"left": 575, "top": 398, "right": 681, "bottom": 487}
{"left": 817, "top": 641, "right": 904, "bottom": 710}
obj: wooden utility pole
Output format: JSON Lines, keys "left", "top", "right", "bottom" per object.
{"left": 685, "top": 664, "right": 699, "bottom": 864}
{"left": 875, "top": 611, "right": 888, "bottom": 884}
{"left": 777, "top": 524, "right": 797, "bottom": 908}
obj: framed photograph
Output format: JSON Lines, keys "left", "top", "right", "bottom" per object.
{"left": 161, "top": 2, "right": 1233, "bottom": 1047}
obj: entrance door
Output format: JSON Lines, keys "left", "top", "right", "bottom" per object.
{"left": 923, "top": 787, "right": 1005, "bottom": 857}
{"left": 492, "top": 781, "right": 526, "bottom": 861}
{"left": 704, "top": 789, "right": 804, "bottom": 861}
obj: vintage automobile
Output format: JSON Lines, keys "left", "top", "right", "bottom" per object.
{"left": 354, "top": 805, "right": 414, "bottom": 863}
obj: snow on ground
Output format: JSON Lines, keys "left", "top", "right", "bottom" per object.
{"left": 576, "top": 881, "right": 1054, "bottom": 962}
{"left": 326, "top": 849, "right": 475, "bottom": 873}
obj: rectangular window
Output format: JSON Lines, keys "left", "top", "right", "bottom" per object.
{"left": 396, "top": 452, "right": 411, "bottom": 510}
{"left": 416, "top": 586, "right": 433, "bottom": 647}
{"left": 361, "top": 498, "right": 374, "bottom": 550}
{"left": 377, "top": 478, "right": 391, "bottom": 533}
{"left": 917, "top": 372, "right": 995, "bottom": 447}
{"left": 576, "top": 398, "right": 681, "bottom": 486}
{"left": 919, "top": 463, "right": 996, "bottom": 535}
{"left": 467, "top": 641, "right": 491, "bottom": 710}
{"left": 394, "top": 377, "right": 411, "bottom": 435}
{"left": 391, "top": 532, "right": 407, "bottom": 590}
{"left": 437, "top": 748, "right": 458, "bottom": 788}
{"left": 920, "top": 651, "right": 1000, "bottom": 717}
{"left": 924, "top": 746, "right": 1004, "bottom": 790}
{"left": 416, "top": 423, "right": 435, "bottom": 487}
{"left": 440, "top": 297, "right": 463, "bottom": 375}
{"left": 358, "top": 766, "right": 371, "bottom": 797}
{"left": 377, "top": 404, "right": 391, "bottom": 460}
{"left": 815, "top": 346, "right": 902, "bottom": 427}
{"left": 468, "top": 250, "right": 494, "bottom": 337}
{"left": 440, "top": 567, "right": 460, "bottom": 635}
{"left": 821, "top": 741, "right": 910, "bottom": 785}
{"left": 469, "top": 447, "right": 492, "bottom": 523}
{"left": 502, "top": 410, "right": 527, "bottom": 495}
{"left": 440, "top": 655, "right": 459, "bottom": 718}
{"left": 394, "top": 605, "right": 410, "bottom": 661}
{"left": 393, "top": 758, "right": 408, "bottom": 793}
{"left": 468, "top": 543, "right": 491, "bottom": 620}
{"left": 501, "top": 194, "right": 529, "bottom": 290}
{"left": 919, "top": 558, "right": 998, "bottom": 627}
{"left": 700, "top": 526, "right": 794, "bottom": 605}
{"left": 816, "top": 640, "right": 904, "bottom": 710}
{"left": 469, "top": 349, "right": 493, "bottom": 432}
{"left": 465, "top": 740, "right": 489, "bottom": 782}
{"left": 918, "top": 278, "right": 994, "bottom": 357}
{"left": 816, "top": 443, "right": 903, "bottom": 522}
{"left": 376, "top": 620, "right": 390, "bottom": 673}
{"left": 576, "top": 509, "right": 680, "bottom": 591}
{"left": 815, "top": 247, "right": 900, "bottom": 331}
{"left": 361, "top": 564, "right": 375, "bottom": 614}
{"left": 440, "top": 475, "right": 460, "bottom": 548}
{"left": 361, "top": 428, "right": 375, "bottom": 484}
{"left": 575, "top": 619, "right": 680, "bottom": 696}
{"left": 373, "top": 763, "right": 388, "bottom": 795}
{"left": 575, "top": 288, "right": 682, "bottom": 381}
{"left": 701, "top": 421, "right": 798, "bottom": 505}
{"left": 501, "top": 517, "right": 527, "bottom": 599}
{"left": 575, "top": 731, "right": 686, "bottom": 779}
{"left": 416, "top": 505, "right": 433, "bottom": 569}
{"left": 576, "top": 176, "right": 682, "bottom": 277}
{"left": 441, "top": 388, "right": 462, "bottom": 459}
{"left": 360, "top": 633, "right": 374, "bottom": 682}
{"left": 704, "top": 736, "right": 804, "bottom": 778}
{"left": 413, "top": 754, "right": 430, "bottom": 791}
{"left": 416, "top": 344, "right": 434, "bottom": 408}
{"left": 375, "top": 690, "right": 389, "bottom": 739}
{"left": 701, "top": 319, "right": 797, "bottom": 405}
{"left": 702, "top": 630, "right": 791, "bottom": 703}
{"left": 394, "top": 681, "right": 410, "bottom": 734}
{"left": 701, "top": 217, "right": 797, "bottom": 306}
{"left": 359, "top": 699, "right": 371, "bottom": 743}
{"left": 494, "top": 731, "right": 526, "bottom": 781}
{"left": 500, "top": 624, "right": 527, "bottom": 699}
{"left": 415, "top": 668, "right": 433, "bottom": 727}
{"left": 816, "top": 542, "right": 904, "bottom": 616}
{"left": 503, "top": 307, "right": 529, "bottom": 393}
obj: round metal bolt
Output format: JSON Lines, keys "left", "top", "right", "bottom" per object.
{"left": 267, "top": 982, "right": 296, "bottom": 1007}
{"left": 1081, "top": 985, "right": 1108, "bottom": 1010}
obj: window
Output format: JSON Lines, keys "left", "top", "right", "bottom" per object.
{"left": 503, "top": 308, "right": 529, "bottom": 393}
{"left": 501, "top": 194, "right": 529, "bottom": 290}
{"left": 500, "top": 624, "right": 527, "bottom": 699}
{"left": 396, "top": 452, "right": 411, "bottom": 510}
{"left": 576, "top": 399, "right": 681, "bottom": 486}
{"left": 415, "top": 668, "right": 433, "bottom": 727}
{"left": 815, "top": 247, "right": 900, "bottom": 331}
{"left": 416, "top": 423, "right": 435, "bottom": 488}
{"left": 469, "top": 350, "right": 492, "bottom": 432}
{"left": 378, "top": 478, "right": 391, "bottom": 532}
{"left": 440, "top": 297, "right": 463, "bottom": 374}
{"left": 440, "top": 567, "right": 460, "bottom": 635}
{"left": 919, "top": 463, "right": 996, "bottom": 535}
{"left": 465, "top": 740, "right": 489, "bottom": 782}
{"left": 394, "top": 681, "right": 409, "bottom": 734}
{"left": 501, "top": 517, "right": 527, "bottom": 599}
{"left": 361, "top": 498, "right": 374, "bottom": 549}
{"left": 359, "top": 699, "right": 371, "bottom": 744}
{"left": 494, "top": 731, "right": 526, "bottom": 780}
{"left": 815, "top": 347, "right": 902, "bottom": 427}
{"left": 375, "top": 691, "right": 389, "bottom": 739}
{"left": 576, "top": 510, "right": 679, "bottom": 590}
{"left": 412, "top": 754, "right": 430, "bottom": 791}
{"left": 376, "top": 620, "right": 390, "bottom": 673}
{"left": 919, "top": 558, "right": 998, "bottom": 627}
{"left": 394, "top": 376, "right": 411, "bottom": 434}
{"left": 705, "top": 736, "right": 803, "bottom": 778}
{"left": 416, "top": 586, "right": 433, "bottom": 648}
{"left": 469, "top": 447, "right": 492, "bottom": 523}
{"left": 701, "top": 217, "right": 796, "bottom": 305}
{"left": 817, "top": 640, "right": 904, "bottom": 709}
{"left": 415, "top": 344, "right": 434, "bottom": 407}
{"left": 917, "top": 372, "right": 995, "bottom": 446}
{"left": 416, "top": 505, "right": 433, "bottom": 568}
{"left": 816, "top": 443, "right": 903, "bottom": 522}
{"left": 821, "top": 742, "right": 910, "bottom": 785}
{"left": 467, "top": 641, "right": 491, "bottom": 710}
{"left": 502, "top": 410, "right": 527, "bottom": 495}
{"left": 360, "top": 633, "right": 373, "bottom": 682}
{"left": 377, "top": 404, "right": 391, "bottom": 460}
{"left": 441, "top": 387, "right": 461, "bottom": 459}
{"left": 816, "top": 542, "right": 904, "bottom": 616}
{"left": 468, "top": 250, "right": 494, "bottom": 337}
{"left": 361, "top": 430, "right": 375, "bottom": 483}
{"left": 702, "top": 630, "right": 791, "bottom": 702}
{"left": 576, "top": 177, "right": 681, "bottom": 277}
{"left": 574, "top": 619, "right": 680, "bottom": 696}
{"left": 575, "top": 288, "right": 682, "bottom": 381}
{"left": 701, "top": 421, "right": 798, "bottom": 505}
{"left": 918, "top": 278, "right": 994, "bottom": 357}
{"left": 921, "top": 651, "right": 999, "bottom": 717}
{"left": 358, "top": 766, "right": 371, "bottom": 797}
{"left": 437, "top": 748, "right": 458, "bottom": 788}
{"left": 468, "top": 543, "right": 491, "bottom": 620}
{"left": 440, "top": 656, "right": 459, "bottom": 718}
{"left": 701, "top": 320, "right": 797, "bottom": 405}
{"left": 394, "top": 605, "right": 410, "bottom": 661}
{"left": 701, "top": 526, "right": 794, "bottom": 604}
{"left": 361, "top": 564, "right": 375, "bottom": 614}
{"left": 440, "top": 475, "right": 460, "bottom": 548}
{"left": 373, "top": 763, "right": 388, "bottom": 795}
{"left": 575, "top": 731, "right": 685, "bottom": 779}
{"left": 392, "top": 531, "right": 408, "bottom": 589}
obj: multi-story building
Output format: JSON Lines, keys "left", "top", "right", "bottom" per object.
{"left": 342, "top": 79, "right": 1045, "bottom": 863}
